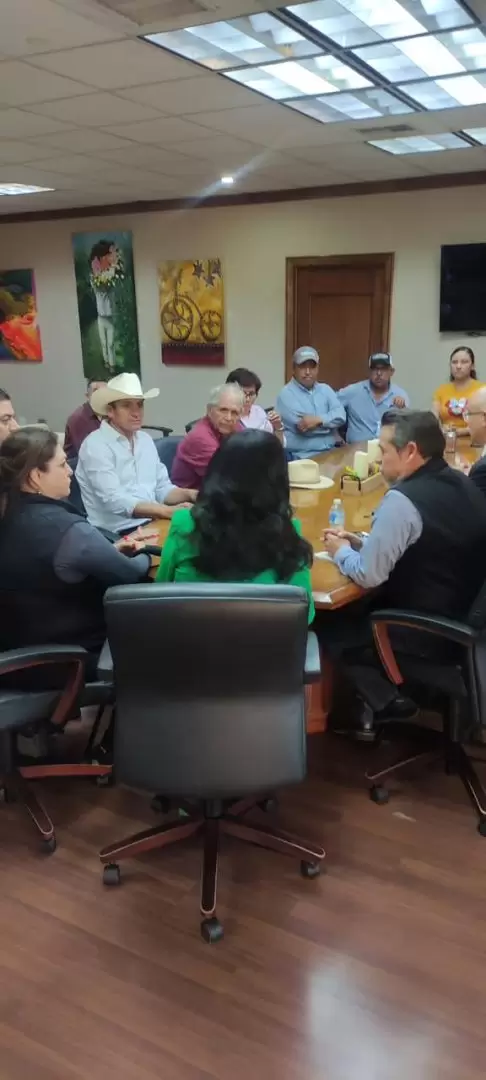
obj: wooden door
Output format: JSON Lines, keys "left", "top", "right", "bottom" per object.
{"left": 286, "top": 254, "right": 394, "bottom": 388}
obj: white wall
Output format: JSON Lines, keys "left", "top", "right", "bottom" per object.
{"left": 0, "top": 183, "right": 484, "bottom": 433}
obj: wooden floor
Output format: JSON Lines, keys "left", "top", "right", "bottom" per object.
{"left": 1, "top": 734, "right": 485, "bottom": 1080}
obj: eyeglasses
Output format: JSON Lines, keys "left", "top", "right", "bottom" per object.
{"left": 0, "top": 412, "right": 17, "bottom": 427}
{"left": 243, "top": 389, "right": 257, "bottom": 400}
{"left": 463, "top": 409, "right": 486, "bottom": 419}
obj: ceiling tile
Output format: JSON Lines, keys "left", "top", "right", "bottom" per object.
{"left": 0, "top": 108, "right": 74, "bottom": 138}
{"left": 104, "top": 115, "right": 213, "bottom": 143}
{"left": 0, "top": 61, "right": 93, "bottom": 106}
{"left": 1, "top": 0, "right": 120, "bottom": 58}
{"left": 119, "top": 75, "right": 262, "bottom": 114}
{"left": 29, "top": 92, "right": 165, "bottom": 127}
{"left": 0, "top": 139, "right": 67, "bottom": 164}
{"left": 28, "top": 128, "right": 134, "bottom": 153}
{"left": 168, "top": 134, "right": 286, "bottom": 164}
{"left": 95, "top": 144, "right": 213, "bottom": 175}
{"left": 412, "top": 146, "right": 486, "bottom": 172}
{"left": 183, "top": 103, "right": 340, "bottom": 147}
{"left": 27, "top": 39, "right": 206, "bottom": 89}
{"left": 30, "top": 153, "right": 112, "bottom": 176}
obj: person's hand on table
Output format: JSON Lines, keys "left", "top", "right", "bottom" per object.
{"left": 297, "top": 415, "right": 321, "bottom": 433}
{"left": 322, "top": 528, "right": 363, "bottom": 554}
{"left": 115, "top": 529, "right": 159, "bottom": 556}
{"left": 392, "top": 396, "right": 407, "bottom": 409}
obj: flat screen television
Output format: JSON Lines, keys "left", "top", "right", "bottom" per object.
{"left": 440, "top": 243, "right": 486, "bottom": 332}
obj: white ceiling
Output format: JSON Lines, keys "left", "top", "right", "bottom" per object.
{"left": 1, "top": 0, "right": 486, "bottom": 216}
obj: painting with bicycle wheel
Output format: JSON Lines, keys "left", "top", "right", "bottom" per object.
{"left": 158, "top": 258, "right": 224, "bottom": 367}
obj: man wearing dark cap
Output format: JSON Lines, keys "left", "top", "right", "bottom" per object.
{"left": 277, "top": 345, "right": 345, "bottom": 457}
{"left": 338, "top": 352, "right": 409, "bottom": 443}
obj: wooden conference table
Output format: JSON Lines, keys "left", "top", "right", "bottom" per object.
{"left": 142, "top": 439, "right": 482, "bottom": 731}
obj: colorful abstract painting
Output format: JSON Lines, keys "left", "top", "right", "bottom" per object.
{"left": 0, "top": 269, "right": 42, "bottom": 362}
{"left": 159, "top": 258, "right": 224, "bottom": 367}
{"left": 72, "top": 230, "right": 140, "bottom": 379}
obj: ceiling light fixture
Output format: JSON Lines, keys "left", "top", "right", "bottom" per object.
{"left": 0, "top": 183, "right": 54, "bottom": 196}
{"left": 221, "top": 175, "right": 234, "bottom": 185}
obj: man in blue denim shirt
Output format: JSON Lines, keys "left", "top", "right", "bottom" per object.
{"left": 338, "top": 352, "right": 409, "bottom": 443}
{"left": 277, "top": 346, "right": 345, "bottom": 457}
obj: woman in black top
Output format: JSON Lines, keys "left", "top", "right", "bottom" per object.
{"left": 0, "top": 426, "right": 151, "bottom": 677}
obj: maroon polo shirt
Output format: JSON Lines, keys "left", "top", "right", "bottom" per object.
{"left": 64, "top": 402, "right": 101, "bottom": 458}
{"left": 172, "top": 416, "right": 244, "bottom": 490}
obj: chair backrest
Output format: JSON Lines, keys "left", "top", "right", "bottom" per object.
{"left": 67, "top": 458, "right": 86, "bottom": 515}
{"left": 104, "top": 583, "right": 309, "bottom": 800}
{"left": 153, "top": 435, "right": 183, "bottom": 477}
{"left": 185, "top": 418, "right": 201, "bottom": 433}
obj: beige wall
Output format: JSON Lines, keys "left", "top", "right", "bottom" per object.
{"left": 0, "top": 183, "right": 484, "bottom": 433}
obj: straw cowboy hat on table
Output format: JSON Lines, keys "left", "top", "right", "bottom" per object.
{"left": 90, "top": 373, "right": 159, "bottom": 416}
{"left": 288, "top": 459, "right": 334, "bottom": 490}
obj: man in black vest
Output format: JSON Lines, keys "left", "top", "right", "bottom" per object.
{"left": 320, "top": 409, "right": 486, "bottom": 734}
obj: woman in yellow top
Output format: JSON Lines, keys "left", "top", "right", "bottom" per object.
{"left": 156, "top": 428, "right": 314, "bottom": 623}
{"left": 432, "top": 346, "right": 484, "bottom": 431}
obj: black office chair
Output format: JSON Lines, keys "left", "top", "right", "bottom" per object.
{"left": 99, "top": 584, "right": 325, "bottom": 941}
{"left": 0, "top": 644, "right": 113, "bottom": 852}
{"left": 185, "top": 418, "right": 201, "bottom": 433}
{"left": 153, "top": 435, "right": 183, "bottom": 476}
{"left": 366, "top": 592, "right": 486, "bottom": 834}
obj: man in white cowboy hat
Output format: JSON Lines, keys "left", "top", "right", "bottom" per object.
{"left": 76, "top": 373, "right": 196, "bottom": 533}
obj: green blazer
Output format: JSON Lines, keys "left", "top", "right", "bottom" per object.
{"left": 156, "top": 507, "right": 314, "bottom": 623}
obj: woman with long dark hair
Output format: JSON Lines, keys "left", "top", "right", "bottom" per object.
{"left": 156, "top": 429, "right": 314, "bottom": 620}
{"left": 432, "top": 346, "right": 484, "bottom": 430}
{"left": 0, "top": 427, "right": 151, "bottom": 674}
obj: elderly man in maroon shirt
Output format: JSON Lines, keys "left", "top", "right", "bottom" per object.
{"left": 64, "top": 378, "right": 106, "bottom": 458}
{"left": 172, "top": 383, "right": 245, "bottom": 490}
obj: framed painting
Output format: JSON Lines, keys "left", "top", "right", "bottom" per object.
{"left": 159, "top": 258, "right": 224, "bottom": 366}
{"left": 0, "top": 269, "right": 42, "bottom": 362}
{"left": 72, "top": 230, "right": 140, "bottom": 379}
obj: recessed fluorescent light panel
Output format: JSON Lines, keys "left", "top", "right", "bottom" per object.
{"left": 0, "top": 183, "right": 54, "bottom": 195}
{"left": 142, "top": 3, "right": 486, "bottom": 125}
{"left": 369, "top": 132, "right": 469, "bottom": 153}
{"left": 463, "top": 126, "right": 486, "bottom": 143}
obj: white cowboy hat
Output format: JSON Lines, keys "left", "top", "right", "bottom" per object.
{"left": 288, "top": 458, "right": 334, "bottom": 490}
{"left": 90, "top": 373, "right": 159, "bottom": 416}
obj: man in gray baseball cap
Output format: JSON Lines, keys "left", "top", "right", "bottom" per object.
{"left": 277, "top": 345, "right": 345, "bottom": 457}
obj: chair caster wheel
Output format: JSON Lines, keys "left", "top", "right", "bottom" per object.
{"left": 370, "top": 785, "right": 390, "bottom": 805}
{"left": 300, "top": 860, "right": 321, "bottom": 879}
{"left": 258, "top": 797, "right": 277, "bottom": 813}
{"left": 42, "top": 836, "right": 57, "bottom": 854}
{"left": 478, "top": 819, "right": 486, "bottom": 837}
{"left": 95, "top": 772, "right": 113, "bottom": 787}
{"left": 103, "top": 863, "right": 121, "bottom": 886}
{"left": 200, "top": 916, "right": 224, "bottom": 943}
{"left": 151, "top": 795, "right": 170, "bottom": 813}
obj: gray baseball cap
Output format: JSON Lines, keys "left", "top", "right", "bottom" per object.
{"left": 293, "top": 345, "right": 319, "bottom": 366}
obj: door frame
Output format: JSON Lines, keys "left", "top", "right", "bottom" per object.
{"left": 285, "top": 253, "right": 394, "bottom": 381}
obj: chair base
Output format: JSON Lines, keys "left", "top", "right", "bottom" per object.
{"left": 1, "top": 770, "right": 57, "bottom": 853}
{"left": 100, "top": 801, "right": 326, "bottom": 940}
{"left": 366, "top": 719, "right": 486, "bottom": 835}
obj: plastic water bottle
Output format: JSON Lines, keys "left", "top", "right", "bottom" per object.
{"left": 329, "top": 498, "right": 345, "bottom": 529}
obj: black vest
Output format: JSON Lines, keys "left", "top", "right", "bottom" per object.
{"left": 384, "top": 457, "right": 486, "bottom": 617}
{"left": 0, "top": 493, "right": 106, "bottom": 651}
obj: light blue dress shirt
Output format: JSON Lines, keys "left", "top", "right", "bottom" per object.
{"left": 76, "top": 421, "right": 175, "bottom": 533}
{"left": 338, "top": 380, "right": 410, "bottom": 443}
{"left": 277, "top": 378, "right": 345, "bottom": 457}
{"left": 334, "top": 489, "right": 422, "bottom": 588}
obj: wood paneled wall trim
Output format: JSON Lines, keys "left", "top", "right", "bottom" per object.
{"left": 1, "top": 168, "right": 486, "bottom": 225}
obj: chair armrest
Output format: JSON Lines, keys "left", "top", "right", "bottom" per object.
{"left": 0, "top": 645, "right": 87, "bottom": 678}
{"left": 142, "top": 425, "right": 173, "bottom": 437}
{"left": 371, "top": 609, "right": 476, "bottom": 687}
{"left": 0, "top": 645, "right": 87, "bottom": 728}
{"left": 371, "top": 609, "right": 476, "bottom": 646}
{"left": 97, "top": 640, "right": 113, "bottom": 680}
{"left": 304, "top": 632, "right": 321, "bottom": 684}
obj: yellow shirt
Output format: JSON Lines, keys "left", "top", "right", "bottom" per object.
{"left": 433, "top": 379, "right": 484, "bottom": 428}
